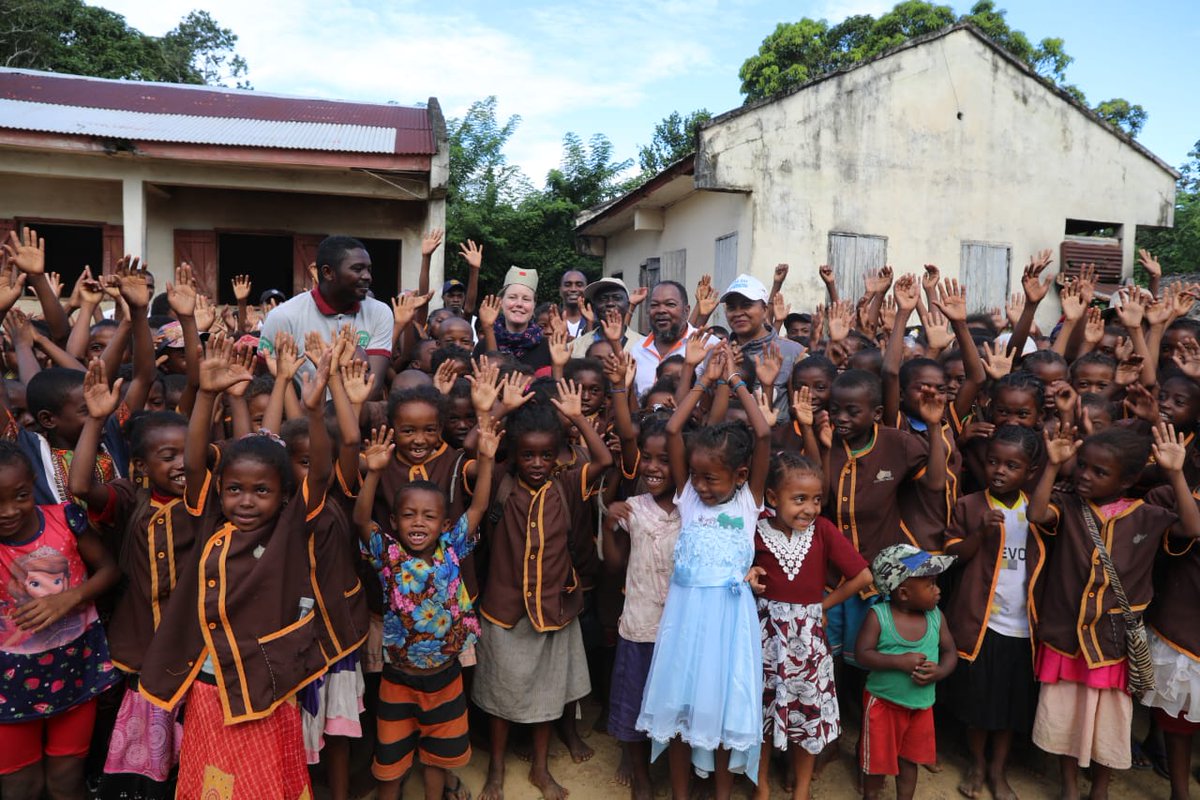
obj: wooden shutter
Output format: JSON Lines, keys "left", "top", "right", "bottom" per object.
{"left": 1061, "top": 237, "right": 1123, "bottom": 285}
{"left": 101, "top": 225, "right": 124, "bottom": 275}
{"left": 174, "top": 230, "right": 218, "bottom": 298}
{"left": 960, "top": 242, "right": 1011, "bottom": 313}
{"left": 293, "top": 234, "right": 324, "bottom": 296}
{"left": 829, "top": 232, "right": 886, "bottom": 304}
{"left": 0, "top": 219, "right": 14, "bottom": 252}
{"left": 661, "top": 249, "right": 686, "bottom": 285}
{"left": 713, "top": 233, "right": 739, "bottom": 327}
{"left": 639, "top": 257, "right": 660, "bottom": 332}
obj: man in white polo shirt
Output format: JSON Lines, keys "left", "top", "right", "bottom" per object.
{"left": 630, "top": 280, "right": 703, "bottom": 397}
{"left": 258, "top": 235, "right": 394, "bottom": 398}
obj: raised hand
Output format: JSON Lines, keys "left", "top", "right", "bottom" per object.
{"left": 754, "top": 341, "right": 783, "bottom": 388}
{"left": 477, "top": 294, "right": 501, "bottom": 327}
{"left": 499, "top": 372, "right": 532, "bottom": 411}
{"left": 1113, "top": 335, "right": 1134, "bottom": 363}
{"left": 771, "top": 292, "right": 789, "bottom": 325}
{"left": 773, "top": 263, "right": 789, "bottom": 287}
{"left": 2, "top": 228, "right": 45, "bottom": 275}
{"left": 1005, "top": 293, "right": 1025, "bottom": 328}
{"left": 1172, "top": 283, "right": 1198, "bottom": 319}
{"left": 601, "top": 307, "right": 624, "bottom": 343}
{"left": 1152, "top": 422, "right": 1188, "bottom": 474}
{"left": 818, "top": 264, "right": 836, "bottom": 288}
{"left": 458, "top": 238, "right": 483, "bottom": 269}
{"left": 695, "top": 275, "right": 717, "bottom": 316}
{"left": 468, "top": 356, "right": 501, "bottom": 411}
{"left": 1122, "top": 381, "right": 1159, "bottom": 423}
{"left": 684, "top": 328, "right": 715, "bottom": 367}
{"left": 477, "top": 413, "right": 503, "bottom": 460}
{"left": 45, "top": 272, "right": 62, "bottom": 299}
{"left": 195, "top": 294, "right": 216, "bottom": 332}
{"left": 115, "top": 256, "right": 152, "bottom": 310}
{"left": 702, "top": 346, "right": 728, "bottom": 383}
{"left": 814, "top": 410, "right": 833, "bottom": 449}
{"left": 304, "top": 330, "right": 329, "bottom": 367}
{"left": 827, "top": 300, "right": 853, "bottom": 342}
{"left": 1059, "top": 281, "right": 1085, "bottom": 322}
{"left": 810, "top": 303, "right": 825, "bottom": 341}
{"left": 1173, "top": 338, "right": 1200, "bottom": 380}
{"left": 3, "top": 308, "right": 33, "bottom": 349}
{"left": 341, "top": 358, "right": 372, "bottom": 405}
{"left": 83, "top": 357, "right": 123, "bottom": 419}
{"left": 1075, "top": 263, "right": 1097, "bottom": 306}
{"left": 981, "top": 341, "right": 1014, "bottom": 380}
{"left": 921, "top": 264, "right": 941, "bottom": 296}
{"left": 924, "top": 306, "right": 953, "bottom": 352}
{"left": 1043, "top": 424, "right": 1080, "bottom": 466}
{"left": 0, "top": 253, "right": 27, "bottom": 312}
{"left": 232, "top": 274, "right": 252, "bottom": 302}
{"left": 199, "top": 332, "right": 253, "bottom": 394}
{"left": 551, "top": 378, "right": 584, "bottom": 419}
{"left": 422, "top": 228, "right": 445, "bottom": 258}
{"left": 1138, "top": 248, "right": 1162, "bottom": 279}
{"left": 548, "top": 327, "right": 571, "bottom": 368}
{"left": 792, "top": 386, "right": 815, "bottom": 427}
{"left": 362, "top": 427, "right": 395, "bottom": 472}
{"left": 879, "top": 295, "right": 897, "bottom": 336}
{"left": 601, "top": 350, "right": 630, "bottom": 388}
{"left": 579, "top": 299, "right": 595, "bottom": 327}
{"left": 73, "top": 267, "right": 103, "bottom": 308}
{"left": 300, "top": 348, "right": 332, "bottom": 410}
{"left": 629, "top": 286, "right": 649, "bottom": 309}
{"left": 1022, "top": 255, "right": 1052, "bottom": 304}
{"left": 167, "top": 263, "right": 199, "bottom": 317}
{"left": 544, "top": 304, "right": 566, "bottom": 338}
{"left": 916, "top": 385, "right": 946, "bottom": 426}
{"left": 433, "top": 358, "right": 458, "bottom": 395}
{"left": 274, "top": 332, "right": 302, "bottom": 382}
{"left": 1115, "top": 354, "right": 1144, "bottom": 386}
{"left": 1083, "top": 306, "right": 1104, "bottom": 345}
{"left": 930, "top": 278, "right": 967, "bottom": 323}
{"left": 892, "top": 273, "right": 919, "bottom": 312}
{"left": 1114, "top": 286, "right": 1145, "bottom": 329}
{"left": 1049, "top": 380, "right": 1077, "bottom": 418}
{"left": 1146, "top": 296, "right": 1172, "bottom": 327}
{"left": 753, "top": 388, "right": 778, "bottom": 427}
{"left": 958, "top": 420, "right": 995, "bottom": 445}
{"left": 865, "top": 266, "right": 893, "bottom": 295}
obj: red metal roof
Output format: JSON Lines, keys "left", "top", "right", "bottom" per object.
{"left": 0, "top": 68, "right": 435, "bottom": 156}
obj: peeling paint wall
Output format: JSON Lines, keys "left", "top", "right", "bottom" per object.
{"left": 695, "top": 27, "right": 1176, "bottom": 329}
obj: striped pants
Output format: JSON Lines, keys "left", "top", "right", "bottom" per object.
{"left": 373, "top": 662, "right": 470, "bottom": 781}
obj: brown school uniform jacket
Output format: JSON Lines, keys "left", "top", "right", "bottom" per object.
{"left": 481, "top": 465, "right": 596, "bottom": 632}
{"left": 1143, "top": 485, "right": 1200, "bottom": 658}
{"left": 375, "top": 443, "right": 478, "bottom": 599}
{"left": 1031, "top": 492, "right": 1177, "bottom": 668}
{"left": 944, "top": 490, "right": 1044, "bottom": 661}
{"left": 89, "top": 480, "right": 199, "bottom": 674}
{"left": 896, "top": 413, "right": 960, "bottom": 554}
{"left": 826, "top": 424, "right": 928, "bottom": 567}
{"left": 139, "top": 472, "right": 329, "bottom": 723}
{"left": 310, "top": 466, "right": 369, "bottom": 664}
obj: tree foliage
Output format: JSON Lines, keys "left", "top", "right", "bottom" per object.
{"left": 445, "top": 97, "right": 628, "bottom": 299}
{"left": 0, "top": 0, "right": 249, "bottom": 87}
{"left": 738, "top": 1, "right": 1145, "bottom": 135}
{"left": 1137, "top": 141, "right": 1200, "bottom": 275}
{"left": 636, "top": 109, "right": 713, "bottom": 175}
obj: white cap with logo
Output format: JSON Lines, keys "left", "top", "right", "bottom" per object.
{"left": 719, "top": 273, "right": 770, "bottom": 304}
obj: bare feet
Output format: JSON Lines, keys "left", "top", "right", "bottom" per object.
{"left": 479, "top": 773, "right": 504, "bottom": 800}
{"left": 529, "top": 765, "right": 570, "bottom": 800}
{"left": 612, "top": 747, "right": 633, "bottom": 786}
{"left": 957, "top": 766, "right": 984, "bottom": 799}
{"left": 987, "top": 771, "right": 1019, "bottom": 800}
{"left": 630, "top": 769, "right": 652, "bottom": 800}
{"left": 560, "top": 726, "right": 595, "bottom": 763}
{"left": 924, "top": 758, "right": 945, "bottom": 773}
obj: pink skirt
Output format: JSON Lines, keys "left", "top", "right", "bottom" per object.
{"left": 102, "top": 685, "right": 182, "bottom": 782}
{"left": 1035, "top": 644, "right": 1127, "bottom": 691}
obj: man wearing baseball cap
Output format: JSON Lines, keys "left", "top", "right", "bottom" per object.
{"left": 856, "top": 544, "right": 957, "bottom": 798}
{"left": 441, "top": 279, "right": 467, "bottom": 314}
{"left": 569, "top": 276, "right": 645, "bottom": 358}
{"left": 715, "top": 273, "right": 804, "bottom": 418}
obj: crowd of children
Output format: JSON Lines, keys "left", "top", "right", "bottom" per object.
{"left": 1, "top": 225, "right": 1199, "bottom": 800}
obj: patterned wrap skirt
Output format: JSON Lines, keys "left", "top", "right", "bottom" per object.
{"left": 758, "top": 598, "right": 840, "bottom": 754}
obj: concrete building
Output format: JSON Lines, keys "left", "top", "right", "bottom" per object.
{"left": 0, "top": 68, "right": 447, "bottom": 303}
{"left": 576, "top": 24, "right": 1178, "bottom": 330}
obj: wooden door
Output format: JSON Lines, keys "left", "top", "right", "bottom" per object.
{"left": 174, "top": 230, "right": 218, "bottom": 298}
{"left": 961, "top": 242, "right": 1012, "bottom": 314}
{"left": 292, "top": 234, "right": 324, "bottom": 296}
{"left": 101, "top": 225, "right": 124, "bottom": 275}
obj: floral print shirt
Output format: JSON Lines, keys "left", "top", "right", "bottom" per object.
{"left": 362, "top": 514, "right": 480, "bottom": 671}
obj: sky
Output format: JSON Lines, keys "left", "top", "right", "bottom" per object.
{"left": 94, "top": 0, "right": 1199, "bottom": 187}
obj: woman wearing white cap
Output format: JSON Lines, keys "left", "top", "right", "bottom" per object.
{"left": 477, "top": 266, "right": 553, "bottom": 373}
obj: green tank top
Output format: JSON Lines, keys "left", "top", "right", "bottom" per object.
{"left": 863, "top": 603, "right": 940, "bottom": 709}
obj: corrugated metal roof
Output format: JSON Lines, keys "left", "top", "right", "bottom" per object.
{"left": 0, "top": 68, "right": 435, "bottom": 155}
{"left": 0, "top": 98, "right": 398, "bottom": 153}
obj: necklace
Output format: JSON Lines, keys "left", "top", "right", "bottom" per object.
{"left": 758, "top": 520, "right": 814, "bottom": 581}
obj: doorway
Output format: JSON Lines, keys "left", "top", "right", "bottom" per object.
{"left": 216, "top": 233, "right": 293, "bottom": 305}
{"left": 15, "top": 222, "right": 101, "bottom": 291}
{"left": 356, "top": 237, "right": 400, "bottom": 302}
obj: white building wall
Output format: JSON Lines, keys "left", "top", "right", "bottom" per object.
{"left": 696, "top": 27, "right": 1177, "bottom": 330}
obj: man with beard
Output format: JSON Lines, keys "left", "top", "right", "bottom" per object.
{"left": 560, "top": 270, "right": 588, "bottom": 337}
{"left": 258, "top": 235, "right": 394, "bottom": 398}
{"left": 569, "top": 277, "right": 646, "bottom": 358}
{"left": 715, "top": 273, "right": 804, "bottom": 418}
{"left": 629, "top": 281, "right": 707, "bottom": 396}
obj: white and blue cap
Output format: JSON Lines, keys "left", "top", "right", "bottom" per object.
{"left": 719, "top": 273, "right": 770, "bottom": 304}
{"left": 871, "top": 544, "right": 956, "bottom": 596}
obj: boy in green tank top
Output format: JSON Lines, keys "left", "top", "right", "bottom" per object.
{"left": 855, "top": 544, "right": 958, "bottom": 800}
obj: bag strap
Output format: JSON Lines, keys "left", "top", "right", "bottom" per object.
{"left": 1080, "top": 499, "right": 1139, "bottom": 628}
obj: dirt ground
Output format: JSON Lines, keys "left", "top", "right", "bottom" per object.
{"left": 322, "top": 699, "right": 1179, "bottom": 799}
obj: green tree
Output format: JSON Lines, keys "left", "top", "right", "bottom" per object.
{"left": 1137, "top": 141, "right": 1200, "bottom": 276}
{"left": 0, "top": 0, "right": 248, "bottom": 87}
{"left": 636, "top": 109, "right": 713, "bottom": 174}
{"left": 738, "top": 1, "right": 1144, "bottom": 135}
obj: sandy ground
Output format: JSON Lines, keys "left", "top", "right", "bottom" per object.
{"left": 319, "top": 699, "right": 1180, "bottom": 799}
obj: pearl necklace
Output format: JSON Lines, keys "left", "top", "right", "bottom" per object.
{"left": 758, "top": 520, "right": 815, "bottom": 582}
